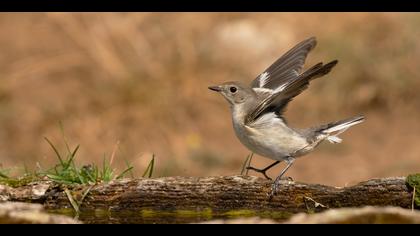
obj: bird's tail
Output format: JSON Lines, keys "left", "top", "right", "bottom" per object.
{"left": 317, "top": 115, "right": 365, "bottom": 144}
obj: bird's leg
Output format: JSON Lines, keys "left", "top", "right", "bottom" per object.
{"left": 269, "top": 157, "right": 295, "bottom": 198}
{"left": 246, "top": 161, "right": 281, "bottom": 180}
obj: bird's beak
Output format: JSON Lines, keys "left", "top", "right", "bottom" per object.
{"left": 208, "top": 85, "right": 222, "bottom": 92}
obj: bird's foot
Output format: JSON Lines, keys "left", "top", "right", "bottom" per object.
{"left": 268, "top": 180, "right": 280, "bottom": 199}
{"left": 246, "top": 166, "right": 272, "bottom": 180}
{"left": 268, "top": 158, "right": 295, "bottom": 199}
{"left": 267, "top": 176, "right": 294, "bottom": 199}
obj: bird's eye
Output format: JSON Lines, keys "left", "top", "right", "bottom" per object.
{"left": 230, "top": 87, "right": 237, "bottom": 93}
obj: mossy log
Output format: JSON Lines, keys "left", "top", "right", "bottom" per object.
{"left": 0, "top": 176, "right": 415, "bottom": 223}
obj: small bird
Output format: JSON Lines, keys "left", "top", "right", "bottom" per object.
{"left": 208, "top": 37, "right": 364, "bottom": 196}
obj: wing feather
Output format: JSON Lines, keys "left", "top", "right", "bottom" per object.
{"left": 246, "top": 60, "right": 338, "bottom": 125}
{"left": 251, "top": 37, "right": 317, "bottom": 90}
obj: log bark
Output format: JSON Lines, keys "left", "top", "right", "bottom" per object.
{"left": 0, "top": 176, "right": 415, "bottom": 223}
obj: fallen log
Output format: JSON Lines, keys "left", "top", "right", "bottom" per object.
{"left": 0, "top": 176, "right": 416, "bottom": 223}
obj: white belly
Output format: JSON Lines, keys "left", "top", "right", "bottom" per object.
{"left": 232, "top": 111, "right": 308, "bottom": 160}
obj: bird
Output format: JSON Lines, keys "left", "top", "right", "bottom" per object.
{"left": 208, "top": 37, "right": 364, "bottom": 197}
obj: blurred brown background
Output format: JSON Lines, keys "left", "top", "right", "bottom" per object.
{"left": 0, "top": 13, "right": 419, "bottom": 186}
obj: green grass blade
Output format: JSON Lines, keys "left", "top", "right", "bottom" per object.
{"left": 59, "top": 121, "right": 72, "bottom": 155}
{"left": 240, "top": 154, "right": 250, "bottom": 175}
{"left": 64, "top": 188, "right": 80, "bottom": 214}
{"left": 78, "top": 185, "right": 93, "bottom": 208}
{"left": 71, "top": 145, "right": 80, "bottom": 159}
{"left": 53, "top": 165, "right": 60, "bottom": 175}
{"left": 46, "top": 174, "right": 75, "bottom": 185}
{"left": 44, "top": 137, "right": 64, "bottom": 166}
{"left": 245, "top": 153, "right": 253, "bottom": 176}
{"left": 149, "top": 155, "right": 155, "bottom": 178}
{"left": 71, "top": 161, "right": 85, "bottom": 184}
{"left": 116, "top": 166, "right": 134, "bottom": 179}
{"left": 46, "top": 174, "right": 67, "bottom": 181}
{"left": 240, "top": 153, "right": 253, "bottom": 175}
{"left": 64, "top": 144, "right": 80, "bottom": 171}
{"left": 101, "top": 156, "right": 107, "bottom": 181}
{"left": 100, "top": 155, "right": 114, "bottom": 182}
{"left": 125, "top": 159, "right": 135, "bottom": 178}
{"left": 94, "top": 165, "right": 99, "bottom": 183}
{"left": 142, "top": 155, "right": 155, "bottom": 178}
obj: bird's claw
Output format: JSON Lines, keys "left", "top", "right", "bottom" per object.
{"left": 264, "top": 174, "right": 273, "bottom": 181}
{"left": 267, "top": 176, "right": 294, "bottom": 199}
{"left": 246, "top": 166, "right": 272, "bottom": 180}
{"left": 268, "top": 180, "right": 280, "bottom": 199}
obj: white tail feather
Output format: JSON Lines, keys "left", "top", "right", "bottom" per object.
{"left": 322, "top": 116, "right": 364, "bottom": 144}
{"left": 327, "top": 136, "right": 342, "bottom": 144}
{"left": 323, "top": 119, "right": 363, "bottom": 134}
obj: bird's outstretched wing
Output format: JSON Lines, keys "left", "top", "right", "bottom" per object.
{"left": 245, "top": 58, "right": 338, "bottom": 125}
{"left": 250, "top": 37, "right": 317, "bottom": 91}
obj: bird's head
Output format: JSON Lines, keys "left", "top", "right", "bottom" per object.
{"left": 208, "top": 81, "right": 256, "bottom": 106}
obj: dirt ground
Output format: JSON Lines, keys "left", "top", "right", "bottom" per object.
{"left": 0, "top": 13, "right": 419, "bottom": 186}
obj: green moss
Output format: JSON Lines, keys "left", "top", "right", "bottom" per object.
{"left": 221, "top": 209, "right": 292, "bottom": 220}
{"left": 406, "top": 173, "right": 420, "bottom": 208}
{"left": 223, "top": 209, "right": 256, "bottom": 218}
{"left": 176, "top": 208, "right": 213, "bottom": 218}
{"left": 0, "top": 175, "right": 39, "bottom": 188}
{"left": 141, "top": 208, "right": 213, "bottom": 219}
{"left": 47, "top": 208, "right": 77, "bottom": 217}
{"left": 257, "top": 210, "right": 294, "bottom": 220}
{"left": 93, "top": 208, "right": 111, "bottom": 218}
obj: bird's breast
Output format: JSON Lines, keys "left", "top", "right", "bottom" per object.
{"left": 231, "top": 111, "right": 308, "bottom": 160}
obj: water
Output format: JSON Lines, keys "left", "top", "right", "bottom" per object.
{"left": 48, "top": 208, "right": 291, "bottom": 224}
